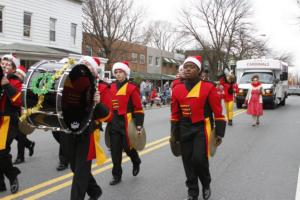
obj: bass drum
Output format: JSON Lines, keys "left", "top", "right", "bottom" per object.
{"left": 22, "top": 61, "right": 96, "bottom": 134}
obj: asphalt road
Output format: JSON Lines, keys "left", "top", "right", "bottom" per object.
{"left": 1, "top": 96, "right": 300, "bottom": 200}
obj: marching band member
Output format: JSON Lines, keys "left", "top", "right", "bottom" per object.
{"left": 219, "top": 73, "right": 238, "bottom": 126}
{"left": 13, "top": 65, "right": 35, "bottom": 165}
{"left": 108, "top": 61, "right": 144, "bottom": 185}
{"left": 0, "top": 55, "right": 22, "bottom": 194}
{"left": 171, "top": 56, "right": 226, "bottom": 200}
{"left": 60, "top": 56, "right": 112, "bottom": 200}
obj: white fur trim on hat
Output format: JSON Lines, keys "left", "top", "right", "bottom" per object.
{"left": 2, "top": 54, "right": 20, "bottom": 68}
{"left": 112, "top": 62, "right": 130, "bottom": 78}
{"left": 183, "top": 56, "right": 202, "bottom": 70}
{"left": 79, "top": 56, "right": 98, "bottom": 75}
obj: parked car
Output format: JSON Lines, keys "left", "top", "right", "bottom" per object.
{"left": 287, "top": 87, "right": 300, "bottom": 96}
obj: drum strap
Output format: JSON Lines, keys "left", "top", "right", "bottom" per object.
{"left": 204, "top": 117, "right": 212, "bottom": 159}
{"left": 93, "top": 129, "right": 107, "bottom": 165}
{"left": 0, "top": 116, "right": 10, "bottom": 150}
{"left": 125, "top": 113, "right": 132, "bottom": 149}
{"left": 87, "top": 128, "right": 107, "bottom": 165}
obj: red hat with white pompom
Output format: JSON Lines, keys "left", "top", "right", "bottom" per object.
{"left": 183, "top": 55, "right": 202, "bottom": 70}
{"left": 1, "top": 54, "right": 20, "bottom": 68}
{"left": 79, "top": 56, "right": 101, "bottom": 76}
{"left": 112, "top": 61, "right": 130, "bottom": 78}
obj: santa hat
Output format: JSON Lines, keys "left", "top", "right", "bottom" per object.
{"left": 183, "top": 55, "right": 202, "bottom": 70}
{"left": 16, "top": 65, "right": 27, "bottom": 78}
{"left": 1, "top": 54, "right": 20, "bottom": 68}
{"left": 178, "top": 64, "right": 184, "bottom": 72}
{"left": 112, "top": 61, "right": 130, "bottom": 78}
{"left": 79, "top": 56, "right": 100, "bottom": 75}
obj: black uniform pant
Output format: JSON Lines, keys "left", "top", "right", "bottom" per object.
{"left": 52, "top": 131, "right": 68, "bottom": 165}
{"left": 180, "top": 131, "right": 211, "bottom": 197}
{"left": 15, "top": 129, "right": 34, "bottom": 159}
{"left": 60, "top": 133, "right": 101, "bottom": 200}
{"left": 0, "top": 121, "right": 21, "bottom": 185}
{"left": 110, "top": 128, "right": 141, "bottom": 179}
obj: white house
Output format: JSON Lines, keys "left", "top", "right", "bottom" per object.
{"left": 0, "top": 0, "right": 83, "bottom": 66}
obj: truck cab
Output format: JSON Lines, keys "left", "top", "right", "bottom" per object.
{"left": 235, "top": 59, "right": 288, "bottom": 109}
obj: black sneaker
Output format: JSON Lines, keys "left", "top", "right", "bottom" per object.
{"left": 13, "top": 158, "right": 25, "bottom": 165}
{"left": 28, "top": 142, "right": 35, "bottom": 157}
{"left": 185, "top": 196, "right": 198, "bottom": 200}
{"left": 228, "top": 120, "right": 233, "bottom": 126}
{"left": 202, "top": 186, "right": 211, "bottom": 200}
{"left": 56, "top": 163, "right": 68, "bottom": 171}
{"left": 132, "top": 164, "right": 140, "bottom": 176}
{"left": 88, "top": 188, "right": 102, "bottom": 200}
{"left": 109, "top": 177, "right": 121, "bottom": 186}
{"left": 10, "top": 177, "right": 19, "bottom": 194}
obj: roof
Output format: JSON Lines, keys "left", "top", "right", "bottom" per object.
{"left": 0, "top": 43, "right": 79, "bottom": 60}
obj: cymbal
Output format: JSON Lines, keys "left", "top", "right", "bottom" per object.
{"left": 18, "top": 119, "right": 35, "bottom": 135}
{"left": 104, "top": 123, "right": 111, "bottom": 148}
{"left": 128, "top": 121, "right": 146, "bottom": 151}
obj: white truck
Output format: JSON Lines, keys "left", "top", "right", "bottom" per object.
{"left": 235, "top": 59, "right": 288, "bottom": 109}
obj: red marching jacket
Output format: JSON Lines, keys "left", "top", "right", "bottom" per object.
{"left": 0, "top": 74, "right": 22, "bottom": 150}
{"left": 219, "top": 78, "right": 238, "bottom": 102}
{"left": 171, "top": 80, "right": 226, "bottom": 138}
{"left": 110, "top": 81, "right": 144, "bottom": 127}
{"left": 171, "top": 78, "right": 183, "bottom": 90}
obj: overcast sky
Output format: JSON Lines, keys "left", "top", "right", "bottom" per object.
{"left": 136, "top": 0, "right": 300, "bottom": 70}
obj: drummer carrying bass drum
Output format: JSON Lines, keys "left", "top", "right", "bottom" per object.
{"left": 108, "top": 61, "right": 144, "bottom": 186}
{"left": 60, "top": 56, "right": 113, "bottom": 200}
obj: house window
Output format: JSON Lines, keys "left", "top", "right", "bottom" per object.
{"left": 140, "top": 54, "right": 145, "bottom": 64}
{"left": 86, "top": 45, "right": 92, "bottom": 56}
{"left": 49, "top": 18, "right": 56, "bottom": 41}
{"left": 23, "top": 12, "right": 32, "bottom": 37}
{"left": 131, "top": 53, "right": 138, "bottom": 63}
{"left": 155, "top": 57, "right": 160, "bottom": 66}
{"left": 148, "top": 56, "right": 152, "bottom": 65}
{"left": 71, "top": 23, "right": 77, "bottom": 44}
{"left": 0, "top": 6, "right": 3, "bottom": 33}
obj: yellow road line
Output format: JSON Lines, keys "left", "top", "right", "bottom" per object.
{"left": 0, "top": 137, "right": 170, "bottom": 200}
{"left": 1, "top": 109, "right": 245, "bottom": 200}
{"left": 24, "top": 141, "right": 170, "bottom": 200}
{"left": 233, "top": 109, "right": 246, "bottom": 116}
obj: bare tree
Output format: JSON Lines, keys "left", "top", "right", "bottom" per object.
{"left": 180, "top": 0, "right": 252, "bottom": 79}
{"left": 273, "top": 51, "right": 294, "bottom": 64}
{"left": 143, "top": 20, "right": 190, "bottom": 52}
{"left": 229, "top": 26, "right": 269, "bottom": 60}
{"left": 82, "top": 0, "right": 144, "bottom": 68}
